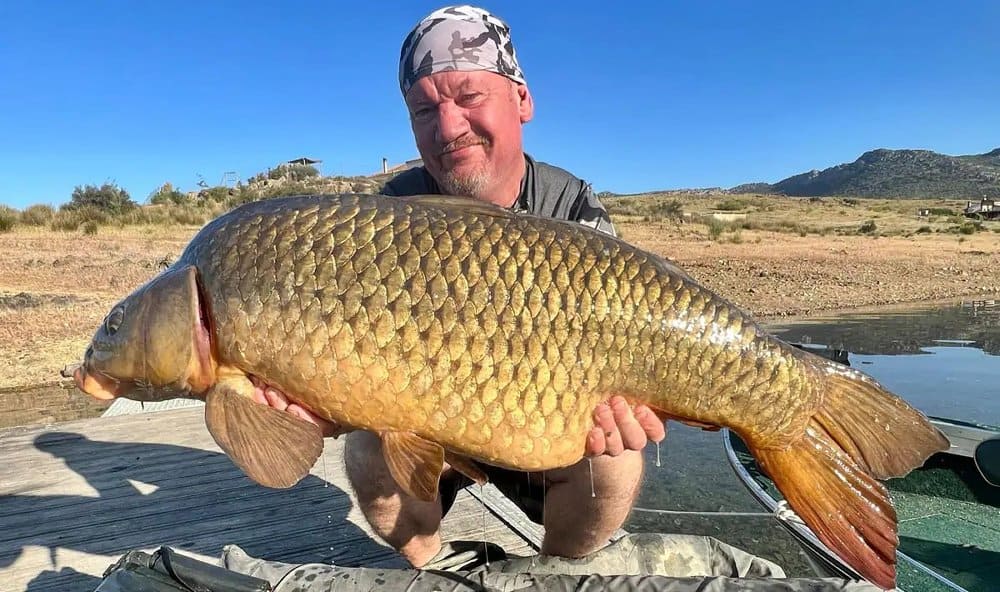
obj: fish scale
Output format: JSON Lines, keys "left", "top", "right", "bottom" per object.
{"left": 214, "top": 195, "right": 720, "bottom": 457}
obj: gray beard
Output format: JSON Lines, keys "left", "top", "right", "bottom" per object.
{"left": 438, "top": 169, "right": 492, "bottom": 200}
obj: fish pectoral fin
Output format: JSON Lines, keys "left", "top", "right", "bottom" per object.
{"left": 677, "top": 419, "right": 721, "bottom": 431}
{"left": 381, "top": 431, "right": 445, "bottom": 502}
{"left": 205, "top": 382, "right": 323, "bottom": 489}
{"left": 657, "top": 412, "right": 721, "bottom": 432}
{"left": 444, "top": 452, "right": 489, "bottom": 486}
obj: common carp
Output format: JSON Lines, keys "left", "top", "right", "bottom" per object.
{"left": 73, "top": 193, "right": 947, "bottom": 589}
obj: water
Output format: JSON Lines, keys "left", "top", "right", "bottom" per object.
{"left": 626, "top": 298, "right": 1000, "bottom": 577}
{"left": 766, "top": 298, "right": 1000, "bottom": 426}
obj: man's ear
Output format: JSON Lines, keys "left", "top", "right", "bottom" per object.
{"left": 517, "top": 83, "right": 534, "bottom": 123}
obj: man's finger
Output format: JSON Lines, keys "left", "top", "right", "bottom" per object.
{"left": 635, "top": 405, "right": 667, "bottom": 443}
{"left": 604, "top": 426, "right": 625, "bottom": 456}
{"left": 287, "top": 403, "right": 319, "bottom": 426}
{"left": 264, "top": 388, "right": 288, "bottom": 412}
{"left": 251, "top": 385, "right": 267, "bottom": 405}
{"left": 610, "top": 397, "right": 647, "bottom": 451}
{"left": 586, "top": 426, "right": 606, "bottom": 457}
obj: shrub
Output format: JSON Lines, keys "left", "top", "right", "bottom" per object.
{"left": 916, "top": 226, "right": 932, "bottom": 234}
{"left": 82, "top": 221, "right": 99, "bottom": 235}
{"left": 70, "top": 205, "right": 111, "bottom": 225}
{"left": 859, "top": 220, "right": 877, "bottom": 234}
{"left": 262, "top": 164, "right": 320, "bottom": 182}
{"left": 928, "top": 208, "right": 954, "bottom": 216}
{"left": 50, "top": 210, "right": 81, "bottom": 231}
{"left": 149, "top": 182, "right": 188, "bottom": 205}
{"left": 169, "top": 205, "right": 208, "bottom": 226}
{"left": 958, "top": 222, "right": 977, "bottom": 235}
{"left": 707, "top": 218, "right": 725, "bottom": 240}
{"left": 0, "top": 206, "right": 17, "bottom": 232}
{"left": 199, "top": 186, "right": 234, "bottom": 203}
{"left": 20, "top": 204, "right": 55, "bottom": 226}
{"left": 715, "top": 199, "right": 745, "bottom": 212}
{"left": 65, "top": 182, "right": 137, "bottom": 215}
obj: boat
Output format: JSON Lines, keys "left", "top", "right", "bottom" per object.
{"left": 725, "top": 417, "right": 1000, "bottom": 592}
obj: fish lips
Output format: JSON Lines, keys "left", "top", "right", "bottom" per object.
{"left": 73, "top": 364, "right": 194, "bottom": 402}
{"left": 73, "top": 366, "right": 125, "bottom": 401}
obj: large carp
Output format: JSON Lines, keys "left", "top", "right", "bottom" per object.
{"left": 73, "top": 193, "right": 946, "bottom": 589}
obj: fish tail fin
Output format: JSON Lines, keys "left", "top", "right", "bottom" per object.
{"left": 810, "top": 368, "right": 949, "bottom": 479}
{"left": 752, "top": 427, "right": 898, "bottom": 589}
{"left": 750, "top": 363, "right": 948, "bottom": 589}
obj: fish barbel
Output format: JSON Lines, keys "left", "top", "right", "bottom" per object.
{"left": 73, "top": 193, "right": 947, "bottom": 589}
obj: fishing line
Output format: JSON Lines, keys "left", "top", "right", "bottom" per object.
{"left": 322, "top": 450, "right": 329, "bottom": 488}
{"left": 479, "top": 483, "right": 490, "bottom": 566}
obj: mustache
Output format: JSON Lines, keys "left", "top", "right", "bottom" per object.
{"left": 439, "top": 136, "right": 488, "bottom": 156}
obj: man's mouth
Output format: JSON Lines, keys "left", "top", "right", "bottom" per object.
{"left": 440, "top": 139, "right": 486, "bottom": 157}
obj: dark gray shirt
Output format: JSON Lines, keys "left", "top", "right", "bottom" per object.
{"left": 382, "top": 153, "right": 617, "bottom": 237}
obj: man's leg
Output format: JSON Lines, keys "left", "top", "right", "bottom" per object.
{"left": 343, "top": 430, "right": 446, "bottom": 567}
{"left": 539, "top": 450, "right": 644, "bottom": 557}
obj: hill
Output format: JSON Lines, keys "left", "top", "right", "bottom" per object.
{"left": 731, "top": 148, "right": 1000, "bottom": 198}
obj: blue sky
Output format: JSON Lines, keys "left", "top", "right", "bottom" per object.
{"left": 1, "top": 1, "right": 997, "bottom": 209}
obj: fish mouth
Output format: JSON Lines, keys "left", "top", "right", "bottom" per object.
{"left": 73, "top": 365, "right": 126, "bottom": 401}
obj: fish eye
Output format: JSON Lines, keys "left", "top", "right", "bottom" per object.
{"left": 104, "top": 307, "right": 125, "bottom": 335}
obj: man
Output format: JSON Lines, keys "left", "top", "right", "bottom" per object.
{"left": 256, "top": 4, "right": 666, "bottom": 569}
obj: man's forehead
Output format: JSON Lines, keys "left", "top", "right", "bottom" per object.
{"left": 405, "top": 71, "right": 510, "bottom": 104}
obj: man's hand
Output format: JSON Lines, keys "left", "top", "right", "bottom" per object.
{"left": 250, "top": 379, "right": 348, "bottom": 438}
{"left": 586, "top": 396, "right": 666, "bottom": 457}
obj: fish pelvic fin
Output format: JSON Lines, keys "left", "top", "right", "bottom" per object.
{"left": 381, "top": 432, "right": 445, "bottom": 502}
{"left": 812, "top": 366, "right": 949, "bottom": 479}
{"left": 753, "top": 426, "right": 898, "bottom": 590}
{"left": 205, "top": 378, "right": 323, "bottom": 489}
{"left": 444, "top": 452, "right": 489, "bottom": 486}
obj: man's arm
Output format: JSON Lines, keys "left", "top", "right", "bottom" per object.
{"left": 571, "top": 184, "right": 617, "bottom": 238}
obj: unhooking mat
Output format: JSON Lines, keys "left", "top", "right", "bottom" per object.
{"left": 93, "top": 533, "right": 880, "bottom": 591}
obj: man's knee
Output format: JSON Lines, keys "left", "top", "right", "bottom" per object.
{"left": 344, "top": 430, "right": 388, "bottom": 498}
{"left": 550, "top": 450, "right": 645, "bottom": 498}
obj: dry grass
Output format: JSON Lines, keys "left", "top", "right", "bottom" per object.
{"left": 606, "top": 193, "right": 979, "bottom": 238}
{"left": 0, "top": 225, "right": 196, "bottom": 388}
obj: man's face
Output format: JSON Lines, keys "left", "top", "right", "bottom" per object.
{"left": 405, "top": 70, "right": 533, "bottom": 206}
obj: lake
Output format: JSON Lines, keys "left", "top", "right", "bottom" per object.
{"left": 626, "top": 297, "right": 1000, "bottom": 577}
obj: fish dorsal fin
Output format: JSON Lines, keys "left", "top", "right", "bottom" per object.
{"left": 205, "top": 380, "right": 323, "bottom": 489}
{"left": 394, "top": 194, "right": 517, "bottom": 219}
{"left": 381, "top": 431, "right": 445, "bottom": 502}
{"left": 445, "top": 452, "right": 489, "bottom": 485}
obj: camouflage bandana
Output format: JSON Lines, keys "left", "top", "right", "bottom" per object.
{"left": 398, "top": 5, "right": 526, "bottom": 96}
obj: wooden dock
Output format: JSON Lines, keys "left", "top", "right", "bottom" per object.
{"left": 0, "top": 406, "right": 538, "bottom": 592}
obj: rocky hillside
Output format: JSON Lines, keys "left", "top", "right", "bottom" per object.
{"left": 732, "top": 148, "right": 1000, "bottom": 198}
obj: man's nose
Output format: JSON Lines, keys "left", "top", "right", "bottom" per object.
{"left": 435, "top": 103, "right": 470, "bottom": 145}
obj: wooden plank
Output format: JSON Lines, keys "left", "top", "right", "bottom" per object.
{"left": 0, "top": 407, "right": 535, "bottom": 592}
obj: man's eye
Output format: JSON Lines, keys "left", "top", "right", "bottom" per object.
{"left": 458, "top": 93, "right": 482, "bottom": 104}
{"left": 411, "top": 107, "right": 433, "bottom": 120}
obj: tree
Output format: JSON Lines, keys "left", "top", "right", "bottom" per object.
{"left": 65, "top": 182, "right": 137, "bottom": 215}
